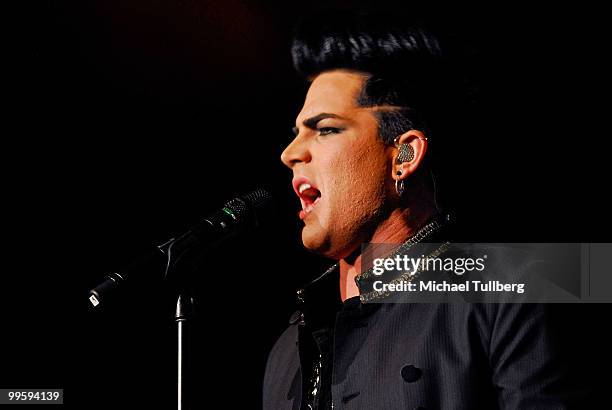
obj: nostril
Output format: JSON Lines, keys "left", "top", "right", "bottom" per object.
{"left": 281, "top": 149, "right": 299, "bottom": 167}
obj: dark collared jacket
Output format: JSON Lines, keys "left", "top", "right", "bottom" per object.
{"left": 263, "top": 260, "right": 582, "bottom": 410}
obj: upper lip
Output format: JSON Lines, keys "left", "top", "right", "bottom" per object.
{"left": 292, "top": 176, "right": 320, "bottom": 203}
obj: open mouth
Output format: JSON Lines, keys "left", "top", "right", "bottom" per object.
{"left": 293, "top": 178, "right": 322, "bottom": 219}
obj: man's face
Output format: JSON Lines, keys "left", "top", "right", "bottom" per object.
{"left": 281, "top": 70, "right": 394, "bottom": 259}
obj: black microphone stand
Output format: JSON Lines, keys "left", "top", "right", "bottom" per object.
{"left": 87, "top": 189, "right": 272, "bottom": 410}
{"left": 160, "top": 236, "right": 197, "bottom": 410}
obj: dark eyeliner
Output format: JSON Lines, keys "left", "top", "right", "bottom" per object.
{"left": 318, "top": 127, "right": 343, "bottom": 136}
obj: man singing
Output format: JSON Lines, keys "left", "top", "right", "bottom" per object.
{"left": 264, "top": 11, "right": 576, "bottom": 409}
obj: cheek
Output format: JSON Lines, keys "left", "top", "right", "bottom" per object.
{"left": 322, "top": 140, "right": 389, "bottom": 217}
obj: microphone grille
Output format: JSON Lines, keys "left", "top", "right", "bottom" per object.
{"left": 224, "top": 189, "right": 273, "bottom": 221}
{"left": 241, "top": 188, "right": 273, "bottom": 211}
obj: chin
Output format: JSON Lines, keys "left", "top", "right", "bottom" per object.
{"left": 301, "top": 226, "right": 356, "bottom": 260}
{"left": 301, "top": 226, "right": 326, "bottom": 253}
{"left": 302, "top": 225, "right": 339, "bottom": 258}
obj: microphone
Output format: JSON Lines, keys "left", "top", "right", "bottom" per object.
{"left": 88, "top": 188, "right": 273, "bottom": 308}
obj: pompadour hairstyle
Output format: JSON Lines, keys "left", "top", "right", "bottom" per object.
{"left": 291, "top": 10, "right": 460, "bottom": 145}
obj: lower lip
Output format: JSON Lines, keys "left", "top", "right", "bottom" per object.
{"left": 299, "top": 197, "right": 321, "bottom": 220}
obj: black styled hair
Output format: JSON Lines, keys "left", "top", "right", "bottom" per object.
{"left": 291, "top": 10, "right": 460, "bottom": 145}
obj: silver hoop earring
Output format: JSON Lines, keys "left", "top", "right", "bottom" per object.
{"left": 395, "top": 178, "right": 405, "bottom": 197}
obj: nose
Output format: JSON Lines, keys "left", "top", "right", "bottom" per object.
{"left": 280, "top": 134, "right": 311, "bottom": 168}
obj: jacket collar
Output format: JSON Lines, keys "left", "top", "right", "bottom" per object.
{"left": 293, "top": 214, "right": 451, "bottom": 325}
{"left": 295, "top": 263, "right": 342, "bottom": 328}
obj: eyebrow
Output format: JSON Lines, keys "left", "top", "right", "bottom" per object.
{"left": 292, "top": 113, "right": 344, "bottom": 136}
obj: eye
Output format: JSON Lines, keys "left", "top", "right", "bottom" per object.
{"left": 318, "top": 127, "right": 343, "bottom": 136}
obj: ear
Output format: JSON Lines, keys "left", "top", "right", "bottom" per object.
{"left": 392, "top": 130, "right": 428, "bottom": 182}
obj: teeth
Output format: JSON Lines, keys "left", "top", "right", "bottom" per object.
{"left": 298, "top": 183, "right": 312, "bottom": 194}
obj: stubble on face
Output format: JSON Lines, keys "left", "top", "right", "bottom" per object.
{"left": 290, "top": 70, "right": 394, "bottom": 260}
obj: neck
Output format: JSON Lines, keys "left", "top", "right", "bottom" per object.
{"left": 339, "top": 204, "right": 437, "bottom": 301}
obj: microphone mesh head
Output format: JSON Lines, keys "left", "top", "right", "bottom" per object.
{"left": 241, "top": 188, "right": 273, "bottom": 211}
{"left": 224, "top": 189, "right": 273, "bottom": 221}
{"left": 224, "top": 197, "right": 249, "bottom": 220}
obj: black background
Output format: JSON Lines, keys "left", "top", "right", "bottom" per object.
{"left": 2, "top": 0, "right": 610, "bottom": 408}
